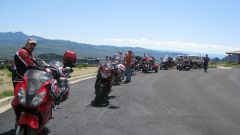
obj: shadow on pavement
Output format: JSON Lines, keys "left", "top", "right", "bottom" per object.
{"left": 108, "top": 105, "right": 120, "bottom": 109}
{"left": 0, "top": 129, "right": 15, "bottom": 135}
{"left": 90, "top": 95, "right": 120, "bottom": 109}
{"left": 90, "top": 100, "right": 110, "bottom": 107}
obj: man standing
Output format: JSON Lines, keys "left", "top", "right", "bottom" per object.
{"left": 203, "top": 54, "right": 209, "bottom": 72}
{"left": 124, "top": 50, "right": 133, "bottom": 83}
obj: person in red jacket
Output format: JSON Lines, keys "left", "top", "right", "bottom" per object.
{"left": 12, "top": 38, "right": 49, "bottom": 88}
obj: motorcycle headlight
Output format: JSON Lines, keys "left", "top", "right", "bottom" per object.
{"left": 18, "top": 87, "right": 26, "bottom": 105}
{"left": 31, "top": 92, "right": 46, "bottom": 107}
{"left": 100, "top": 70, "right": 109, "bottom": 79}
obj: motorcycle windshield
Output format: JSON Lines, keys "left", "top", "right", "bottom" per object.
{"left": 102, "top": 63, "right": 112, "bottom": 71}
{"left": 25, "top": 69, "right": 53, "bottom": 96}
{"left": 49, "top": 60, "right": 64, "bottom": 68}
{"left": 163, "top": 55, "right": 168, "bottom": 62}
{"left": 113, "top": 55, "right": 120, "bottom": 61}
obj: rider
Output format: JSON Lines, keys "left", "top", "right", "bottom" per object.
{"left": 203, "top": 54, "right": 209, "bottom": 72}
{"left": 124, "top": 50, "right": 133, "bottom": 83}
{"left": 12, "top": 38, "right": 50, "bottom": 88}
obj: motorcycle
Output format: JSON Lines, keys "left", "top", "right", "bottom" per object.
{"left": 160, "top": 56, "right": 175, "bottom": 70}
{"left": 176, "top": 59, "right": 191, "bottom": 71}
{"left": 111, "top": 55, "right": 126, "bottom": 85}
{"left": 134, "top": 56, "right": 142, "bottom": 71}
{"left": 142, "top": 57, "right": 158, "bottom": 73}
{"left": 160, "top": 61, "right": 168, "bottom": 70}
{"left": 92, "top": 59, "right": 114, "bottom": 106}
{"left": 11, "top": 59, "right": 73, "bottom": 135}
{"left": 112, "top": 61, "right": 126, "bottom": 85}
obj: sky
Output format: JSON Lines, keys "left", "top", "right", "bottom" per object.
{"left": 0, "top": 0, "right": 240, "bottom": 55}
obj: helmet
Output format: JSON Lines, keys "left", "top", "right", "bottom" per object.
{"left": 117, "top": 64, "right": 126, "bottom": 72}
{"left": 49, "top": 79, "right": 69, "bottom": 104}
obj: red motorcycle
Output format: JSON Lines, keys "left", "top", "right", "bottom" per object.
{"left": 142, "top": 57, "right": 159, "bottom": 73}
{"left": 11, "top": 52, "right": 76, "bottom": 135}
{"left": 92, "top": 59, "right": 114, "bottom": 106}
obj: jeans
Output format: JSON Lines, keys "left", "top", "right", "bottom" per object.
{"left": 203, "top": 63, "right": 208, "bottom": 72}
{"left": 126, "top": 66, "right": 131, "bottom": 82}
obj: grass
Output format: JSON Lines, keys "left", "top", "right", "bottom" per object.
{"left": 0, "top": 90, "right": 13, "bottom": 99}
{"left": 209, "top": 61, "right": 240, "bottom": 68}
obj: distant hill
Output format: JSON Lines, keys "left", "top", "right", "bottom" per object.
{"left": 222, "top": 54, "right": 239, "bottom": 62}
{"left": 0, "top": 32, "right": 184, "bottom": 59}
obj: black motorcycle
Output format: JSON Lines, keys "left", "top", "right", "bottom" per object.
{"left": 176, "top": 59, "right": 191, "bottom": 71}
{"left": 134, "top": 56, "right": 142, "bottom": 71}
{"left": 160, "top": 61, "right": 168, "bottom": 70}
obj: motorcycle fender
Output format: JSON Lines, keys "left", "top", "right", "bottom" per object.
{"left": 37, "top": 102, "right": 52, "bottom": 112}
{"left": 11, "top": 97, "right": 20, "bottom": 108}
{"left": 18, "top": 113, "right": 39, "bottom": 129}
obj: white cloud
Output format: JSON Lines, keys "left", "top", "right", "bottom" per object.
{"left": 97, "top": 38, "right": 238, "bottom": 55}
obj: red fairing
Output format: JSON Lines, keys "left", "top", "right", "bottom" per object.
{"left": 37, "top": 86, "right": 51, "bottom": 105}
{"left": 18, "top": 113, "right": 39, "bottom": 129}
{"left": 153, "top": 63, "right": 159, "bottom": 68}
{"left": 143, "top": 57, "right": 152, "bottom": 61}
{"left": 14, "top": 76, "right": 27, "bottom": 97}
{"left": 12, "top": 76, "right": 28, "bottom": 108}
{"left": 11, "top": 97, "right": 19, "bottom": 108}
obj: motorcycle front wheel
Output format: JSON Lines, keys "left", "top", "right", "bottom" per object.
{"left": 94, "top": 86, "right": 105, "bottom": 105}
{"left": 15, "top": 124, "right": 37, "bottom": 135}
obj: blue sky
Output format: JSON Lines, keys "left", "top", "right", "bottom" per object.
{"left": 0, "top": 0, "right": 239, "bottom": 55}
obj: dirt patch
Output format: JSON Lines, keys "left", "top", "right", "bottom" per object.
{"left": 71, "top": 67, "right": 98, "bottom": 77}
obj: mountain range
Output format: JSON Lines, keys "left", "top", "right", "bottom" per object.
{"left": 0, "top": 32, "right": 229, "bottom": 60}
{"left": 0, "top": 32, "right": 185, "bottom": 59}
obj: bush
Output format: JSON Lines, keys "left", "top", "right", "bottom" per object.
{"left": 0, "top": 65, "right": 5, "bottom": 70}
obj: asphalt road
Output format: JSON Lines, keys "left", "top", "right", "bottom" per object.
{"left": 1, "top": 68, "right": 240, "bottom": 135}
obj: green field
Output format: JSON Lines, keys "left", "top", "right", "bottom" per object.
{"left": 209, "top": 61, "right": 240, "bottom": 68}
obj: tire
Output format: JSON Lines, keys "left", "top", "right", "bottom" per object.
{"left": 94, "top": 86, "right": 105, "bottom": 105}
{"left": 192, "top": 63, "right": 197, "bottom": 69}
{"left": 26, "top": 126, "right": 37, "bottom": 135}
{"left": 15, "top": 124, "right": 37, "bottom": 135}
{"left": 15, "top": 124, "right": 24, "bottom": 135}
{"left": 142, "top": 67, "right": 147, "bottom": 73}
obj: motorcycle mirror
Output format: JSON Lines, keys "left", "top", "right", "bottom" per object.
{"left": 95, "top": 58, "right": 100, "bottom": 63}
{"left": 65, "top": 67, "right": 73, "bottom": 73}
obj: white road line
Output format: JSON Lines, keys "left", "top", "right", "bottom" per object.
{"left": 69, "top": 76, "right": 96, "bottom": 84}
{"left": 217, "top": 67, "right": 233, "bottom": 69}
{"left": 0, "top": 103, "right": 11, "bottom": 113}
